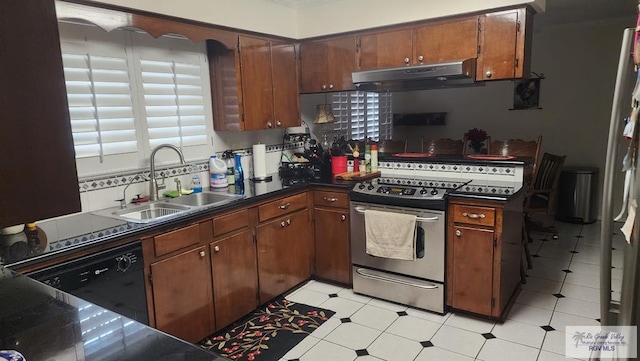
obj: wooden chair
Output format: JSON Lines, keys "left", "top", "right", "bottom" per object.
{"left": 378, "top": 139, "right": 407, "bottom": 154}
{"left": 462, "top": 136, "right": 491, "bottom": 155}
{"left": 489, "top": 136, "right": 542, "bottom": 175}
{"left": 421, "top": 138, "right": 464, "bottom": 155}
{"left": 524, "top": 152, "right": 567, "bottom": 235}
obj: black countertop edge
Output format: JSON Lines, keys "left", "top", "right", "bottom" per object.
{"left": 448, "top": 186, "right": 527, "bottom": 202}
{"left": 0, "top": 267, "right": 225, "bottom": 361}
{"left": 377, "top": 154, "right": 531, "bottom": 165}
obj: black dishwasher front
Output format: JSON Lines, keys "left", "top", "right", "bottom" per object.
{"left": 27, "top": 241, "right": 148, "bottom": 325}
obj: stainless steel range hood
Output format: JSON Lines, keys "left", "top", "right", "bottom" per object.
{"left": 352, "top": 58, "right": 478, "bottom": 91}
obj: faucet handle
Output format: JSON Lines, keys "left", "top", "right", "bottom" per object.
{"left": 116, "top": 198, "right": 127, "bottom": 209}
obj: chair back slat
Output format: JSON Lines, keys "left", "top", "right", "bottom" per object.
{"left": 422, "top": 138, "right": 464, "bottom": 155}
{"left": 379, "top": 139, "right": 407, "bottom": 153}
{"left": 530, "top": 152, "right": 566, "bottom": 214}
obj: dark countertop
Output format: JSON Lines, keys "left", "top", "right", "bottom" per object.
{"left": 449, "top": 179, "right": 526, "bottom": 202}
{"left": 0, "top": 266, "right": 224, "bottom": 361}
{"left": 378, "top": 153, "right": 532, "bottom": 166}
{"left": 2, "top": 172, "right": 353, "bottom": 270}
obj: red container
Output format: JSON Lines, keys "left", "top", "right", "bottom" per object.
{"left": 331, "top": 155, "right": 347, "bottom": 175}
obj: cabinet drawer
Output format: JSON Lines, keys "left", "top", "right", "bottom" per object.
{"left": 154, "top": 224, "right": 200, "bottom": 257}
{"left": 258, "top": 192, "right": 307, "bottom": 222}
{"left": 451, "top": 204, "right": 496, "bottom": 227}
{"left": 313, "top": 190, "right": 348, "bottom": 209}
{"left": 213, "top": 209, "right": 249, "bottom": 237}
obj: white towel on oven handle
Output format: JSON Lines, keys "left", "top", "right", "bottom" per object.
{"left": 364, "top": 209, "right": 416, "bottom": 260}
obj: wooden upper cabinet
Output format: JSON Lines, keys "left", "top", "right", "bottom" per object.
{"left": 271, "top": 41, "right": 301, "bottom": 128}
{"left": 210, "top": 36, "right": 300, "bottom": 131}
{"left": 0, "top": 0, "right": 81, "bottom": 227}
{"left": 300, "top": 36, "right": 357, "bottom": 93}
{"left": 412, "top": 16, "right": 479, "bottom": 65}
{"left": 478, "top": 8, "right": 531, "bottom": 80}
{"left": 358, "top": 29, "right": 413, "bottom": 70}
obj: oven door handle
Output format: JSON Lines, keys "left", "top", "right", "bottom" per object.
{"left": 355, "top": 268, "right": 439, "bottom": 289}
{"left": 353, "top": 206, "right": 439, "bottom": 222}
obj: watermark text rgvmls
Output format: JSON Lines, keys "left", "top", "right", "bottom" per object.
{"left": 565, "top": 326, "right": 637, "bottom": 359}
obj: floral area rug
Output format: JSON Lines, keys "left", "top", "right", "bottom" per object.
{"left": 200, "top": 297, "right": 335, "bottom": 361}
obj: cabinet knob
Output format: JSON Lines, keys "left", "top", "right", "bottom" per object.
{"left": 403, "top": 57, "right": 410, "bottom": 64}
{"left": 329, "top": 84, "right": 334, "bottom": 89}
{"left": 267, "top": 121, "right": 273, "bottom": 128}
{"left": 214, "top": 245, "right": 220, "bottom": 252}
{"left": 485, "top": 71, "right": 492, "bottom": 78}
{"left": 418, "top": 55, "right": 424, "bottom": 63}
{"left": 324, "top": 197, "right": 338, "bottom": 202}
{"left": 281, "top": 221, "right": 286, "bottom": 227}
{"left": 455, "top": 229, "right": 461, "bottom": 237}
{"left": 322, "top": 84, "right": 327, "bottom": 90}
{"left": 341, "top": 214, "right": 346, "bottom": 221}
{"left": 276, "top": 120, "right": 282, "bottom": 127}
{"left": 199, "top": 250, "right": 206, "bottom": 257}
{"left": 278, "top": 203, "right": 291, "bottom": 209}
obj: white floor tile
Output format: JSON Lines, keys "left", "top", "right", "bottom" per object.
{"left": 336, "top": 288, "right": 372, "bottom": 303}
{"left": 522, "top": 277, "right": 563, "bottom": 294}
{"left": 299, "top": 340, "right": 356, "bottom": 361}
{"left": 385, "top": 315, "right": 441, "bottom": 342}
{"left": 367, "top": 332, "right": 423, "bottom": 361}
{"left": 350, "top": 304, "right": 399, "bottom": 331}
{"left": 477, "top": 338, "right": 539, "bottom": 361}
{"left": 354, "top": 356, "right": 384, "bottom": 361}
{"left": 554, "top": 297, "right": 600, "bottom": 319}
{"left": 323, "top": 322, "right": 381, "bottom": 350}
{"left": 568, "top": 261, "right": 600, "bottom": 276}
{"left": 530, "top": 256, "right": 572, "bottom": 270}
{"left": 536, "top": 350, "right": 567, "bottom": 361}
{"left": 444, "top": 313, "right": 495, "bottom": 334}
{"left": 535, "top": 247, "right": 574, "bottom": 261}
{"left": 560, "top": 283, "right": 599, "bottom": 303}
{"left": 308, "top": 316, "right": 341, "bottom": 339}
{"left": 507, "top": 303, "right": 553, "bottom": 326}
{"left": 366, "top": 298, "right": 408, "bottom": 312}
{"left": 304, "top": 281, "right": 344, "bottom": 295}
{"left": 526, "top": 267, "right": 567, "bottom": 282}
{"left": 515, "top": 289, "right": 558, "bottom": 310}
{"left": 611, "top": 267, "right": 623, "bottom": 280}
{"left": 541, "top": 331, "right": 568, "bottom": 356}
{"left": 285, "top": 288, "right": 330, "bottom": 307}
{"left": 564, "top": 271, "right": 599, "bottom": 289}
{"left": 492, "top": 319, "right": 546, "bottom": 348}
{"left": 549, "top": 312, "right": 600, "bottom": 331}
{"left": 430, "top": 325, "right": 486, "bottom": 358}
{"left": 282, "top": 335, "right": 321, "bottom": 360}
{"left": 414, "top": 347, "right": 475, "bottom": 361}
{"left": 405, "top": 308, "right": 451, "bottom": 324}
{"left": 319, "top": 297, "right": 365, "bottom": 318}
{"left": 570, "top": 252, "right": 600, "bottom": 266}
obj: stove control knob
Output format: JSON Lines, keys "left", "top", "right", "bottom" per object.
{"left": 367, "top": 184, "right": 375, "bottom": 190}
{"left": 430, "top": 189, "right": 439, "bottom": 196}
{"left": 358, "top": 183, "right": 366, "bottom": 190}
{"left": 381, "top": 187, "right": 390, "bottom": 194}
{"left": 419, "top": 188, "right": 428, "bottom": 195}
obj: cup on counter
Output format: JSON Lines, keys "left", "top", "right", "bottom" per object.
{"left": 331, "top": 155, "right": 348, "bottom": 175}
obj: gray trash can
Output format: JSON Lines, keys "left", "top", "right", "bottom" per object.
{"left": 555, "top": 166, "right": 599, "bottom": 224}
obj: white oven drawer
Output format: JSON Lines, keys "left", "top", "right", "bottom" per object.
{"left": 352, "top": 267, "right": 445, "bottom": 314}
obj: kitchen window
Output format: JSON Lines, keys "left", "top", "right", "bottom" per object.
{"left": 332, "top": 91, "right": 392, "bottom": 141}
{"left": 59, "top": 22, "right": 213, "bottom": 176}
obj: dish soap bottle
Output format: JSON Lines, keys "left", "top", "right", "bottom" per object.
{"left": 234, "top": 152, "right": 244, "bottom": 187}
{"left": 190, "top": 165, "right": 203, "bottom": 193}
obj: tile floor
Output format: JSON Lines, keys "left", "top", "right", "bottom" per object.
{"left": 280, "top": 217, "right": 625, "bottom": 361}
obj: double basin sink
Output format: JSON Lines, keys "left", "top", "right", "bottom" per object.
{"left": 93, "top": 191, "right": 244, "bottom": 224}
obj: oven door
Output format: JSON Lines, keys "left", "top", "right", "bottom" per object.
{"left": 350, "top": 201, "right": 444, "bottom": 282}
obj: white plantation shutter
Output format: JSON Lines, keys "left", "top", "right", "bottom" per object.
{"left": 61, "top": 42, "right": 137, "bottom": 160}
{"left": 332, "top": 91, "right": 392, "bottom": 141}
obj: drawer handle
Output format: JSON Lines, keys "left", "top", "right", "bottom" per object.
{"left": 354, "top": 206, "right": 439, "bottom": 222}
{"left": 355, "top": 268, "right": 438, "bottom": 289}
{"left": 324, "top": 197, "right": 338, "bottom": 202}
{"left": 278, "top": 203, "right": 291, "bottom": 209}
{"left": 463, "top": 212, "right": 485, "bottom": 219}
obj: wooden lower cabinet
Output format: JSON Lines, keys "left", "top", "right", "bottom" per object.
{"left": 210, "top": 230, "right": 258, "bottom": 329}
{"left": 446, "top": 196, "right": 523, "bottom": 319}
{"left": 314, "top": 207, "right": 350, "bottom": 284}
{"left": 150, "top": 245, "right": 214, "bottom": 343}
{"left": 256, "top": 208, "right": 311, "bottom": 302}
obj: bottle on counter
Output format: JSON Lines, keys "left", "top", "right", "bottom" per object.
{"left": 371, "top": 143, "right": 378, "bottom": 172}
{"left": 234, "top": 152, "right": 244, "bottom": 187}
{"left": 223, "top": 150, "right": 235, "bottom": 186}
{"left": 209, "top": 155, "right": 228, "bottom": 188}
{"left": 190, "top": 173, "right": 203, "bottom": 193}
{"left": 364, "top": 142, "right": 371, "bottom": 172}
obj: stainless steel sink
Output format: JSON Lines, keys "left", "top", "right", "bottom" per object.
{"left": 92, "top": 191, "right": 244, "bottom": 223}
{"left": 93, "top": 202, "right": 193, "bottom": 224}
{"left": 164, "top": 191, "right": 244, "bottom": 208}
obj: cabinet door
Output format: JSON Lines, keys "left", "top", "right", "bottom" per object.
{"left": 477, "top": 10, "right": 519, "bottom": 80}
{"left": 239, "top": 36, "right": 274, "bottom": 130}
{"left": 256, "top": 209, "right": 311, "bottom": 302}
{"left": 358, "top": 29, "right": 413, "bottom": 70}
{"left": 211, "top": 230, "right": 258, "bottom": 329}
{"left": 0, "top": 0, "right": 80, "bottom": 227}
{"left": 449, "top": 225, "right": 494, "bottom": 316}
{"left": 326, "top": 36, "right": 358, "bottom": 92}
{"left": 300, "top": 41, "right": 328, "bottom": 93}
{"left": 412, "top": 17, "right": 479, "bottom": 65}
{"left": 271, "top": 41, "right": 300, "bottom": 128}
{"left": 314, "top": 207, "right": 350, "bottom": 284}
{"left": 151, "top": 246, "right": 214, "bottom": 343}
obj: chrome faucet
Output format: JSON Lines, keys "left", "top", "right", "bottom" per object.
{"left": 149, "top": 144, "right": 186, "bottom": 201}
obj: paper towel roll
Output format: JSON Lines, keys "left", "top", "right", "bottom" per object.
{"left": 252, "top": 143, "right": 267, "bottom": 179}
